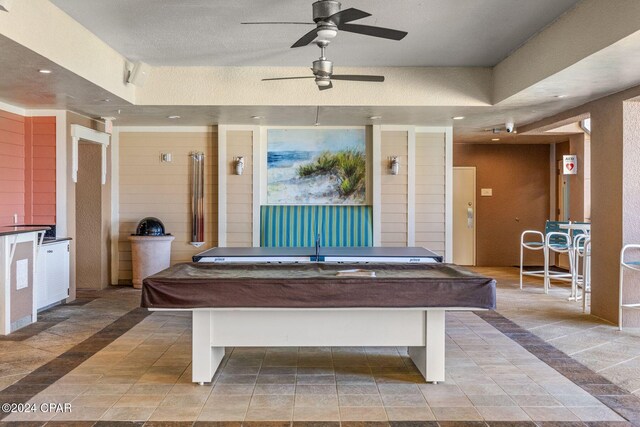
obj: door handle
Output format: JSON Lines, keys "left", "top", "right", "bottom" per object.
{"left": 467, "top": 207, "right": 474, "bottom": 228}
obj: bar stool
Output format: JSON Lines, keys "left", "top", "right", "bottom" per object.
{"left": 520, "top": 221, "right": 570, "bottom": 293}
{"left": 572, "top": 234, "right": 589, "bottom": 301}
{"left": 545, "top": 230, "right": 573, "bottom": 293}
{"left": 581, "top": 237, "right": 591, "bottom": 313}
{"left": 619, "top": 244, "right": 640, "bottom": 330}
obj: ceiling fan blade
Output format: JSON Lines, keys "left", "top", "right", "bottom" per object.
{"left": 331, "top": 75, "right": 385, "bottom": 82}
{"left": 262, "top": 76, "right": 315, "bottom": 81}
{"left": 318, "top": 81, "right": 333, "bottom": 91}
{"left": 291, "top": 27, "right": 320, "bottom": 48}
{"left": 326, "top": 8, "right": 371, "bottom": 26}
{"left": 241, "top": 22, "right": 314, "bottom": 25}
{"left": 338, "top": 23, "right": 407, "bottom": 41}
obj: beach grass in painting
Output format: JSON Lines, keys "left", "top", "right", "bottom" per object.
{"left": 267, "top": 129, "right": 366, "bottom": 204}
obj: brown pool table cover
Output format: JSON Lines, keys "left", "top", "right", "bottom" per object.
{"left": 141, "top": 263, "right": 496, "bottom": 310}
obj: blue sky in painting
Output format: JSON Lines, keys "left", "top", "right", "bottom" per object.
{"left": 268, "top": 129, "right": 365, "bottom": 152}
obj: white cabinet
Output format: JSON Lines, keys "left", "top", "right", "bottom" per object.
{"left": 36, "top": 240, "right": 70, "bottom": 310}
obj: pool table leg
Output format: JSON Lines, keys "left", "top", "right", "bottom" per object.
{"left": 408, "top": 310, "right": 445, "bottom": 383}
{"left": 192, "top": 310, "right": 225, "bottom": 385}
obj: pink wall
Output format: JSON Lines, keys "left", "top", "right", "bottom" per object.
{"left": 0, "top": 110, "right": 26, "bottom": 225}
{"left": 0, "top": 109, "right": 56, "bottom": 226}
{"left": 27, "top": 117, "right": 56, "bottom": 224}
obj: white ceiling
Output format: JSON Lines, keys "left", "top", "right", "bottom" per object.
{"left": 49, "top": 0, "right": 580, "bottom": 67}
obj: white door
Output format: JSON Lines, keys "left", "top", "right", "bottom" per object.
{"left": 453, "top": 167, "right": 476, "bottom": 265}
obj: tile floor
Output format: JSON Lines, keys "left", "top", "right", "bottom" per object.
{"left": 0, "top": 267, "right": 639, "bottom": 426}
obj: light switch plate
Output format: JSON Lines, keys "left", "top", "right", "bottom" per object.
{"left": 481, "top": 188, "right": 493, "bottom": 196}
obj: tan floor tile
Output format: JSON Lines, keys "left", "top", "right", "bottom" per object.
{"left": 27, "top": 394, "right": 77, "bottom": 406}
{"left": 510, "top": 394, "right": 562, "bottom": 407}
{"left": 459, "top": 382, "right": 507, "bottom": 395}
{"left": 338, "top": 393, "right": 383, "bottom": 407}
{"left": 204, "top": 394, "right": 251, "bottom": 409}
{"left": 100, "top": 405, "right": 155, "bottom": 421}
{"left": 212, "top": 383, "right": 256, "bottom": 394}
{"left": 82, "top": 383, "right": 133, "bottom": 395}
{"left": 385, "top": 406, "right": 436, "bottom": 421}
{"left": 198, "top": 406, "right": 247, "bottom": 421}
{"left": 426, "top": 395, "right": 473, "bottom": 407}
{"left": 3, "top": 409, "right": 56, "bottom": 422}
{"left": 148, "top": 405, "right": 203, "bottom": 421}
{"left": 296, "top": 374, "right": 336, "bottom": 385}
{"left": 569, "top": 405, "right": 627, "bottom": 421}
{"left": 71, "top": 393, "right": 122, "bottom": 407}
{"left": 419, "top": 383, "right": 465, "bottom": 398}
{"left": 57, "top": 374, "right": 103, "bottom": 385}
{"left": 295, "top": 384, "right": 336, "bottom": 394}
{"left": 126, "top": 383, "right": 173, "bottom": 395}
{"left": 250, "top": 394, "right": 294, "bottom": 407}
{"left": 338, "top": 384, "right": 380, "bottom": 395}
{"left": 51, "top": 405, "right": 108, "bottom": 421}
{"left": 40, "top": 384, "right": 91, "bottom": 396}
{"left": 293, "top": 405, "right": 340, "bottom": 421}
{"left": 159, "top": 393, "right": 208, "bottom": 407}
{"left": 339, "top": 406, "right": 388, "bottom": 421}
{"left": 523, "top": 406, "right": 581, "bottom": 421}
{"left": 114, "top": 394, "right": 165, "bottom": 407}
{"left": 467, "top": 394, "right": 517, "bottom": 406}
{"left": 432, "top": 406, "right": 483, "bottom": 421}
{"left": 244, "top": 405, "right": 293, "bottom": 421}
{"left": 295, "top": 393, "right": 339, "bottom": 407}
{"left": 477, "top": 406, "right": 531, "bottom": 421}
{"left": 380, "top": 393, "right": 427, "bottom": 406}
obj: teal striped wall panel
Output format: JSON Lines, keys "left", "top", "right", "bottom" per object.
{"left": 261, "top": 205, "right": 373, "bottom": 247}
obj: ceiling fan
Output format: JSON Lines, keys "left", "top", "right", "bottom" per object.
{"left": 242, "top": 0, "right": 408, "bottom": 48}
{"left": 262, "top": 41, "right": 384, "bottom": 91}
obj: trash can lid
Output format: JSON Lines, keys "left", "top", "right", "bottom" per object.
{"left": 134, "top": 217, "right": 167, "bottom": 236}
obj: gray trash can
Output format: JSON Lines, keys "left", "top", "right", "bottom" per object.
{"left": 128, "top": 217, "right": 175, "bottom": 289}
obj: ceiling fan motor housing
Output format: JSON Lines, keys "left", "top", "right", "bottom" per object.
{"left": 313, "top": 58, "right": 333, "bottom": 76}
{"left": 312, "top": 0, "right": 341, "bottom": 22}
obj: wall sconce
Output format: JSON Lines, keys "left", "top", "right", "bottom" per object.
{"left": 389, "top": 156, "right": 400, "bottom": 175}
{"left": 234, "top": 156, "right": 245, "bottom": 175}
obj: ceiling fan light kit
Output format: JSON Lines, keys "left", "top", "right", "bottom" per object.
{"left": 251, "top": 0, "right": 407, "bottom": 91}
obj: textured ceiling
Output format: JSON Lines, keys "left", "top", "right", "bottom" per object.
{"left": 49, "top": 0, "right": 580, "bottom": 67}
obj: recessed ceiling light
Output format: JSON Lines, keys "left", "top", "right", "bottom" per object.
{"left": 38, "top": 69, "right": 52, "bottom": 74}
{"left": 491, "top": 138, "right": 500, "bottom": 141}
{"left": 452, "top": 116, "right": 465, "bottom": 120}
{"left": 251, "top": 116, "right": 264, "bottom": 119}
{"left": 555, "top": 95, "right": 567, "bottom": 98}
{"left": 167, "top": 115, "right": 181, "bottom": 119}
{"left": 368, "top": 116, "right": 382, "bottom": 120}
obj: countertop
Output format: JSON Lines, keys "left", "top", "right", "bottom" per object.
{"left": 0, "top": 226, "right": 50, "bottom": 237}
{"left": 42, "top": 237, "right": 72, "bottom": 245}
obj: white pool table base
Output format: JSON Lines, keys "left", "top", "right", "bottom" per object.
{"left": 190, "top": 308, "right": 452, "bottom": 384}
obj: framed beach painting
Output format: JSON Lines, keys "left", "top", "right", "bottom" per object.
{"left": 267, "top": 128, "right": 366, "bottom": 205}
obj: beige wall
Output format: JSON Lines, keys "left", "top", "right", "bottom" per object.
{"left": 622, "top": 100, "right": 640, "bottom": 326}
{"left": 117, "top": 130, "right": 218, "bottom": 284}
{"left": 454, "top": 143, "right": 550, "bottom": 267}
{"left": 415, "top": 132, "right": 446, "bottom": 255}
{"left": 380, "top": 131, "right": 408, "bottom": 247}
{"left": 226, "top": 131, "right": 253, "bottom": 247}
{"left": 76, "top": 144, "right": 104, "bottom": 289}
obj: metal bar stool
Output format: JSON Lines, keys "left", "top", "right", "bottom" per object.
{"left": 619, "top": 244, "right": 640, "bottom": 330}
